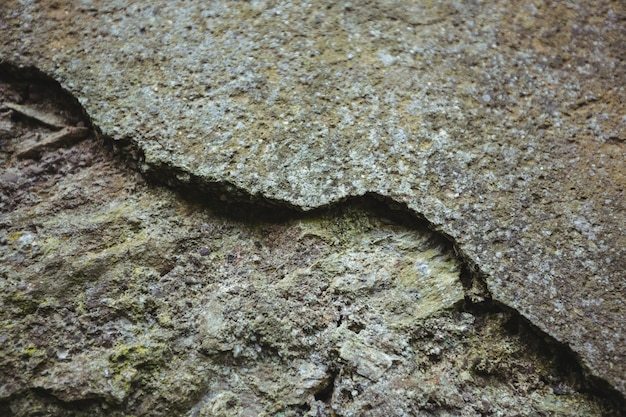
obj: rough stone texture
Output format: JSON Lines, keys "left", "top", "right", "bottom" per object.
{"left": 0, "top": 70, "right": 622, "bottom": 416}
{"left": 0, "top": 0, "right": 625, "bottom": 410}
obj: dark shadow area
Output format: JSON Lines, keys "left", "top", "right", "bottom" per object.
{"left": 0, "top": 388, "right": 125, "bottom": 417}
{"left": 0, "top": 62, "right": 93, "bottom": 131}
{"left": 464, "top": 299, "right": 626, "bottom": 412}
{"left": 314, "top": 371, "right": 337, "bottom": 403}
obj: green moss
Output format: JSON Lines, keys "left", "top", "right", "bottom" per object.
{"left": 105, "top": 341, "right": 164, "bottom": 396}
{"left": 157, "top": 312, "right": 174, "bottom": 328}
{"left": 0, "top": 320, "right": 15, "bottom": 330}
{"left": 6, "top": 292, "right": 39, "bottom": 315}
{"left": 108, "top": 339, "right": 168, "bottom": 377}
{"left": 21, "top": 343, "right": 46, "bottom": 359}
{"left": 109, "top": 343, "right": 150, "bottom": 363}
{"left": 39, "top": 236, "right": 63, "bottom": 256}
{"left": 7, "top": 231, "right": 24, "bottom": 242}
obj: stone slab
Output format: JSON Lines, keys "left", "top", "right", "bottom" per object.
{"left": 1, "top": 0, "right": 625, "bottom": 397}
{"left": 0, "top": 71, "right": 620, "bottom": 414}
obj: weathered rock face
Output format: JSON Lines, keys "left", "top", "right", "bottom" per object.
{"left": 0, "top": 69, "right": 622, "bottom": 416}
{"left": 0, "top": 0, "right": 625, "bottom": 414}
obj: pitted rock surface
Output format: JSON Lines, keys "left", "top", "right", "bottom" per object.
{"left": 1, "top": 0, "right": 625, "bottom": 399}
{"left": 0, "top": 76, "right": 621, "bottom": 415}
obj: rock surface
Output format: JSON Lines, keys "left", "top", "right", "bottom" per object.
{"left": 1, "top": 0, "right": 625, "bottom": 413}
{"left": 0, "top": 68, "right": 622, "bottom": 416}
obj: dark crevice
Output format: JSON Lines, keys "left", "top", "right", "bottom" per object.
{"left": 314, "top": 371, "right": 338, "bottom": 403}
{"left": 131, "top": 152, "right": 497, "bottom": 305}
{"left": 294, "top": 403, "right": 311, "bottom": 414}
{"left": 1, "top": 388, "right": 125, "bottom": 417}
{"left": 462, "top": 299, "right": 626, "bottom": 411}
{"left": 0, "top": 62, "right": 95, "bottom": 131}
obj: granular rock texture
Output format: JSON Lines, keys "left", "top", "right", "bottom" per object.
{"left": 1, "top": 0, "right": 625, "bottom": 412}
{"left": 0, "top": 70, "right": 622, "bottom": 416}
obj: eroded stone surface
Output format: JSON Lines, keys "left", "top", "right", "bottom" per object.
{"left": 0, "top": 72, "right": 622, "bottom": 416}
{"left": 1, "top": 0, "right": 625, "bottom": 401}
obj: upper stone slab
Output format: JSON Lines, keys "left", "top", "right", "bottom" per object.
{"left": 1, "top": 0, "right": 625, "bottom": 396}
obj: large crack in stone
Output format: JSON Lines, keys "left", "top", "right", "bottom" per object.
{"left": 2, "top": 2, "right": 625, "bottom": 400}
{"left": 1, "top": 64, "right": 624, "bottom": 416}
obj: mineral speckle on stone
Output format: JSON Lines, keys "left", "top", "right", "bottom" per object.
{"left": 0, "top": 61, "right": 624, "bottom": 417}
{"left": 0, "top": 127, "right": 621, "bottom": 416}
{"left": 1, "top": 0, "right": 625, "bottom": 412}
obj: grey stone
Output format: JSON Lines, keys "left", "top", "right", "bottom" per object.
{"left": 0, "top": 0, "right": 625, "bottom": 412}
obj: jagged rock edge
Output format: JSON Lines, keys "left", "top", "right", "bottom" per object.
{"left": 0, "top": 62, "right": 96, "bottom": 135}
{"left": 3, "top": 61, "right": 624, "bottom": 408}
{"left": 123, "top": 131, "right": 626, "bottom": 407}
